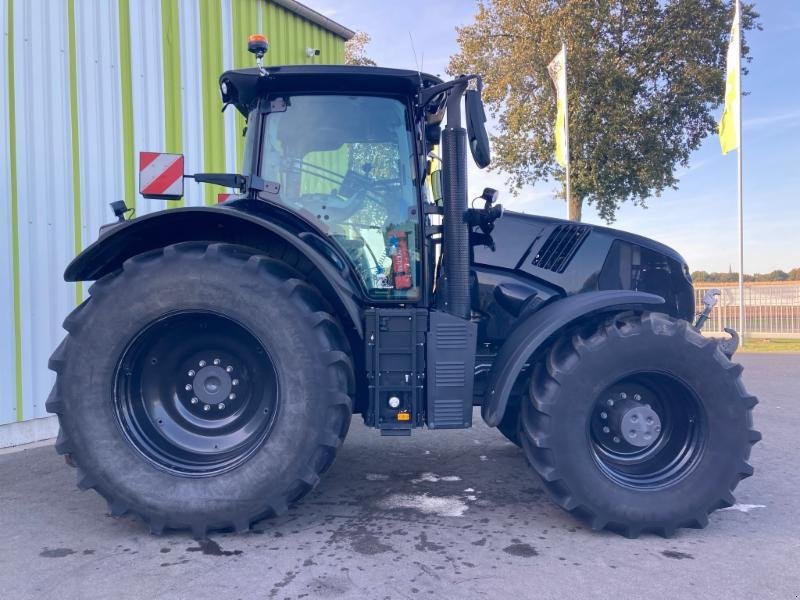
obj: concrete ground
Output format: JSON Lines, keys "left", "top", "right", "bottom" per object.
{"left": 0, "top": 354, "right": 797, "bottom": 600}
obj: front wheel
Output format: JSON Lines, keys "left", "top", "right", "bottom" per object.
{"left": 518, "top": 312, "right": 760, "bottom": 538}
{"left": 47, "top": 242, "right": 354, "bottom": 536}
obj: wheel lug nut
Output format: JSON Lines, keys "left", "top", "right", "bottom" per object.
{"left": 602, "top": 426, "right": 611, "bottom": 433}
{"left": 218, "top": 403, "right": 225, "bottom": 410}
{"left": 600, "top": 411, "right": 608, "bottom": 419}
{"left": 213, "top": 358, "right": 221, "bottom": 365}
{"left": 232, "top": 379, "right": 239, "bottom": 386}
{"left": 185, "top": 384, "right": 192, "bottom": 391}
{"left": 203, "top": 404, "right": 211, "bottom": 412}
{"left": 619, "top": 392, "right": 627, "bottom": 400}
{"left": 226, "top": 366, "right": 233, "bottom": 373}
{"left": 613, "top": 436, "right": 621, "bottom": 443}
{"left": 190, "top": 397, "right": 198, "bottom": 404}
{"left": 607, "top": 399, "right": 615, "bottom": 407}
{"left": 229, "top": 393, "right": 236, "bottom": 400}
{"left": 188, "top": 369, "right": 196, "bottom": 377}
{"left": 199, "top": 360, "right": 207, "bottom": 367}
{"left": 633, "top": 393, "right": 641, "bottom": 402}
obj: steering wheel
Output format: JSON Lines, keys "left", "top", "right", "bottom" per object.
{"left": 285, "top": 158, "right": 404, "bottom": 224}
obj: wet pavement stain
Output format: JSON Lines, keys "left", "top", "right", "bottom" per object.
{"left": 186, "top": 539, "right": 243, "bottom": 557}
{"left": 662, "top": 550, "right": 694, "bottom": 560}
{"left": 82, "top": 549, "right": 95, "bottom": 555}
{"left": 159, "top": 547, "right": 171, "bottom": 553}
{"left": 351, "top": 533, "right": 392, "bottom": 555}
{"left": 306, "top": 575, "right": 352, "bottom": 597}
{"left": 503, "top": 543, "right": 539, "bottom": 557}
{"left": 471, "top": 537, "right": 487, "bottom": 546}
{"left": 160, "top": 558, "right": 191, "bottom": 567}
{"left": 414, "top": 531, "right": 445, "bottom": 552}
{"left": 269, "top": 569, "right": 298, "bottom": 598}
{"left": 40, "top": 548, "right": 76, "bottom": 558}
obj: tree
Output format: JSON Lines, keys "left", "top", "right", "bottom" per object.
{"left": 692, "top": 268, "right": 799, "bottom": 283}
{"left": 345, "top": 31, "right": 376, "bottom": 66}
{"left": 449, "top": 1, "right": 760, "bottom": 222}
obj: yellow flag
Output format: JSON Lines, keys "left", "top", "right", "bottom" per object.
{"left": 548, "top": 47, "right": 568, "bottom": 167}
{"left": 719, "top": 2, "right": 740, "bottom": 155}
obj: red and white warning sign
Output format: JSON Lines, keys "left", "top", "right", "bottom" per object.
{"left": 139, "top": 152, "right": 184, "bottom": 199}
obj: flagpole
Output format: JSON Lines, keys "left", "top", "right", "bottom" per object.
{"left": 563, "top": 42, "right": 572, "bottom": 219}
{"left": 735, "top": 0, "right": 745, "bottom": 346}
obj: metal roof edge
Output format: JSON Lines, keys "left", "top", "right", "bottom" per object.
{"left": 269, "top": 0, "right": 356, "bottom": 41}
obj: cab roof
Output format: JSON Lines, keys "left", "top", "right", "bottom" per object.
{"left": 220, "top": 65, "right": 443, "bottom": 116}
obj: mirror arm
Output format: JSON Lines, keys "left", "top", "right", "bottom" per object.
{"left": 189, "top": 173, "right": 280, "bottom": 196}
{"left": 417, "top": 74, "right": 479, "bottom": 109}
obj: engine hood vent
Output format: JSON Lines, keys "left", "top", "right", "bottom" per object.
{"left": 532, "top": 224, "right": 590, "bottom": 273}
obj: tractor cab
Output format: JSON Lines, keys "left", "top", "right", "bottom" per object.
{"left": 225, "top": 67, "right": 437, "bottom": 301}
{"left": 217, "top": 64, "right": 494, "bottom": 307}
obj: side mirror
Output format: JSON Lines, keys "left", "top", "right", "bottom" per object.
{"left": 139, "top": 152, "right": 184, "bottom": 200}
{"left": 465, "top": 89, "right": 491, "bottom": 169}
{"left": 430, "top": 168, "right": 443, "bottom": 204}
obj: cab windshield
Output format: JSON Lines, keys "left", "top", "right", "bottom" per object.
{"left": 252, "top": 94, "right": 420, "bottom": 300}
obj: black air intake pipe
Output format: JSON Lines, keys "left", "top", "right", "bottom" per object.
{"left": 441, "top": 124, "right": 470, "bottom": 319}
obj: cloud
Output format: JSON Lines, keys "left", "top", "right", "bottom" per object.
{"left": 743, "top": 110, "right": 800, "bottom": 130}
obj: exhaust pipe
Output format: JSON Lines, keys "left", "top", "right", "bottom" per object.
{"left": 441, "top": 84, "right": 470, "bottom": 320}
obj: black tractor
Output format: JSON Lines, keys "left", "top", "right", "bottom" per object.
{"left": 47, "top": 43, "right": 759, "bottom": 538}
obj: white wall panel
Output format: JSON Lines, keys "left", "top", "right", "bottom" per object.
{"left": 13, "top": 0, "right": 76, "bottom": 420}
{"left": 0, "top": 0, "right": 18, "bottom": 424}
{"left": 75, "top": 0, "right": 125, "bottom": 249}
{"left": 128, "top": 0, "right": 165, "bottom": 215}
{"left": 221, "top": 0, "right": 238, "bottom": 179}
{"left": 179, "top": 0, "right": 205, "bottom": 207}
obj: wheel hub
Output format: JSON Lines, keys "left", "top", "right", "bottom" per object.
{"left": 595, "top": 389, "right": 662, "bottom": 451}
{"left": 619, "top": 404, "right": 661, "bottom": 447}
{"left": 191, "top": 364, "right": 232, "bottom": 405}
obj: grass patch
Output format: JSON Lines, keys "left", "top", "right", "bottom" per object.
{"left": 739, "top": 338, "right": 800, "bottom": 353}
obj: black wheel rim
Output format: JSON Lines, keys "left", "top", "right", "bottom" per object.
{"left": 589, "top": 373, "right": 706, "bottom": 490}
{"left": 114, "top": 311, "right": 278, "bottom": 477}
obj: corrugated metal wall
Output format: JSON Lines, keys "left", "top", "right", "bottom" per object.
{"left": 0, "top": 0, "right": 347, "bottom": 439}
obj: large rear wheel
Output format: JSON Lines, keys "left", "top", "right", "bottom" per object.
{"left": 518, "top": 312, "right": 760, "bottom": 538}
{"left": 47, "top": 242, "right": 354, "bottom": 536}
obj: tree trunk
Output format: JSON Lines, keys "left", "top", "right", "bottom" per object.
{"left": 568, "top": 195, "right": 582, "bottom": 222}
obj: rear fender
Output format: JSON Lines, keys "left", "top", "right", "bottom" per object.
{"left": 66, "top": 206, "right": 364, "bottom": 337}
{"left": 481, "top": 290, "right": 665, "bottom": 427}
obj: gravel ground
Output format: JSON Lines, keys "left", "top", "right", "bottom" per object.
{"left": 0, "top": 354, "right": 797, "bottom": 600}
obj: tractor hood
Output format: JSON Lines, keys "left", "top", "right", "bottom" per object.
{"left": 473, "top": 211, "right": 694, "bottom": 320}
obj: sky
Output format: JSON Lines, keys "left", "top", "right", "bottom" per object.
{"left": 303, "top": 0, "right": 800, "bottom": 274}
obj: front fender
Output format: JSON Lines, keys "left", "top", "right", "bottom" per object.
{"left": 481, "top": 290, "right": 665, "bottom": 427}
{"left": 66, "top": 206, "right": 364, "bottom": 337}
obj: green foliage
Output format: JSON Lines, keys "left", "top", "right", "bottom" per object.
{"left": 449, "top": 0, "right": 760, "bottom": 222}
{"left": 691, "top": 269, "right": 799, "bottom": 283}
